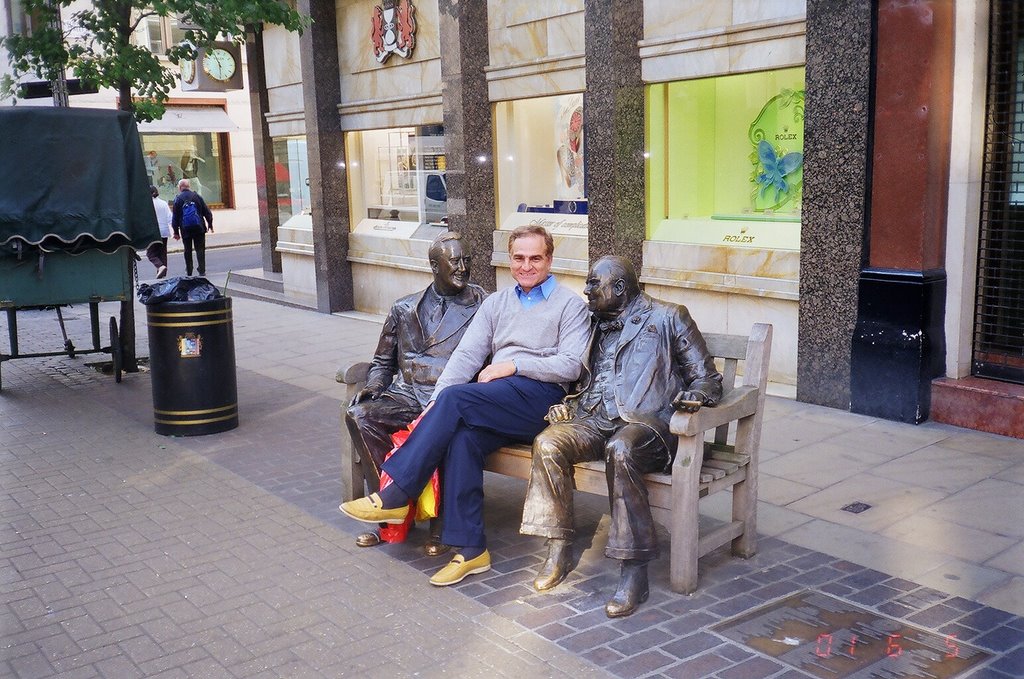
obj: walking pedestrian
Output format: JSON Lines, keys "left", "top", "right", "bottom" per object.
{"left": 171, "top": 178, "right": 213, "bottom": 276}
{"left": 147, "top": 185, "right": 171, "bottom": 278}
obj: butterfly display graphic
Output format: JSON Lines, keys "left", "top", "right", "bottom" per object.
{"left": 754, "top": 140, "right": 803, "bottom": 204}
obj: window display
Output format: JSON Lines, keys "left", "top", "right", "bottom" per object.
{"left": 141, "top": 133, "right": 229, "bottom": 207}
{"left": 494, "top": 93, "right": 587, "bottom": 237}
{"left": 346, "top": 125, "right": 447, "bottom": 238}
{"left": 272, "top": 136, "right": 311, "bottom": 221}
{"left": 646, "top": 68, "right": 805, "bottom": 249}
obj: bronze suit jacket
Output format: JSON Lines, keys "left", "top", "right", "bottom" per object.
{"left": 365, "top": 283, "right": 488, "bottom": 408}
{"left": 573, "top": 293, "right": 723, "bottom": 452}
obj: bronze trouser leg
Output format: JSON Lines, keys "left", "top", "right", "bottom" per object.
{"left": 521, "top": 421, "right": 607, "bottom": 540}
{"left": 603, "top": 424, "right": 669, "bottom": 561}
{"left": 345, "top": 396, "right": 422, "bottom": 494}
{"left": 520, "top": 419, "right": 669, "bottom": 561}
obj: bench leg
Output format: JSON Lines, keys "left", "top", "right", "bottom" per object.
{"left": 670, "top": 432, "right": 706, "bottom": 594}
{"left": 731, "top": 413, "right": 758, "bottom": 558}
{"left": 339, "top": 406, "right": 365, "bottom": 503}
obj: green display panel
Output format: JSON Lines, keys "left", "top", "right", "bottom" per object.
{"left": 0, "top": 249, "right": 132, "bottom": 308}
{"left": 646, "top": 67, "right": 805, "bottom": 249}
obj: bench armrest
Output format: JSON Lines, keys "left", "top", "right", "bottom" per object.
{"left": 669, "top": 385, "right": 759, "bottom": 437}
{"left": 336, "top": 361, "right": 371, "bottom": 385}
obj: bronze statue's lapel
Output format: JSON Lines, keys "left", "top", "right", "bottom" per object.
{"left": 427, "top": 289, "right": 480, "bottom": 346}
{"left": 616, "top": 294, "right": 654, "bottom": 350}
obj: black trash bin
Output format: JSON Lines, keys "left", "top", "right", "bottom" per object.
{"left": 146, "top": 296, "right": 238, "bottom": 436}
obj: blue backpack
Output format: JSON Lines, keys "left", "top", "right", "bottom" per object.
{"left": 182, "top": 200, "right": 201, "bottom": 227}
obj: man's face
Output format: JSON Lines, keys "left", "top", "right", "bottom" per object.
{"left": 509, "top": 234, "right": 552, "bottom": 293}
{"left": 584, "top": 261, "right": 624, "bottom": 318}
{"left": 431, "top": 239, "right": 471, "bottom": 294}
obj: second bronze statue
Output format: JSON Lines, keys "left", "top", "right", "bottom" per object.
{"left": 520, "top": 255, "right": 724, "bottom": 618}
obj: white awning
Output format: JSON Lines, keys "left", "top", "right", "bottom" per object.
{"left": 138, "top": 105, "right": 237, "bottom": 133}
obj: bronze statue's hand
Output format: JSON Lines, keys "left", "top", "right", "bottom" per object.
{"left": 351, "top": 385, "right": 383, "bottom": 406}
{"left": 545, "top": 403, "right": 573, "bottom": 423}
{"left": 478, "top": 361, "right": 517, "bottom": 383}
{"left": 672, "top": 390, "right": 705, "bottom": 413}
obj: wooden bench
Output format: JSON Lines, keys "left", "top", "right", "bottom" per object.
{"left": 337, "top": 322, "right": 772, "bottom": 594}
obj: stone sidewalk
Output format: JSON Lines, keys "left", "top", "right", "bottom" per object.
{"left": 2, "top": 298, "right": 1022, "bottom": 678}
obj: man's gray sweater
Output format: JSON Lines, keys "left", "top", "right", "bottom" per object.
{"left": 431, "top": 282, "right": 591, "bottom": 398}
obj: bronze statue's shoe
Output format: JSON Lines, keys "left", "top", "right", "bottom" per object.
{"left": 424, "top": 536, "right": 451, "bottom": 557}
{"left": 605, "top": 561, "right": 649, "bottom": 618}
{"left": 533, "top": 539, "right": 572, "bottom": 591}
{"left": 429, "top": 550, "right": 491, "bottom": 586}
{"left": 339, "top": 493, "right": 409, "bottom": 525}
{"left": 355, "top": 530, "right": 381, "bottom": 547}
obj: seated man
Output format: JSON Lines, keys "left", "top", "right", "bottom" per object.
{"left": 345, "top": 232, "right": 486, "bottom": 553}
{"left": 520, "top": 255, "right": 723, "bottom": 617}
{"left": 340, "top": 225, "right": 591, "bottom": 587}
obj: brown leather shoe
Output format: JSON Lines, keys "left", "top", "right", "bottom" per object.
{"left": 355, "top": 530, "right": 381, "bottom": 547}
{"left": 605, "top": 561, "right": 649, "bottom": 618}
{"left": 533, "top": 539, "right": 572, "bottom": 591}
{"left": 424, "top": 535, "right": 451, "bottom": 557}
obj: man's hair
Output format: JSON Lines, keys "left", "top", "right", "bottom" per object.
{"left": 178, "top": 178, "right": 191, "bottom": 191}
{"left": 428, "top": 231, "right": 464, "bottom": 263}
{"left": 507, "top": 224, "right": 554, "bottom": 257}
{"left": 150, "top": 185, "right": 159, "bottom": 198}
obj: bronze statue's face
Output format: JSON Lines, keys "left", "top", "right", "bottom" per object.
{"left": 584, "top": 261, "right": 626, "bottom": 318}
{"left": 431, "top": 239, "right": 471, "bottom": 295}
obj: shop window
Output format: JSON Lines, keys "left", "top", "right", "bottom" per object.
{"left": 141, "top": 132, "right": 231, "bottom": 207}
{"left": 494, "top": 93, "right": 587, "bottom": 237}
{"left": 346, "top": 125, "right": 447, "bottom": 238}
{"left": 133, "top": 14, "right": 187, "bottom": 57}
{"left": 272, "top": 136, "right": 311, "bottom": 222}
{"left": 646, "top": 68, "right": 805, "bottom": 249}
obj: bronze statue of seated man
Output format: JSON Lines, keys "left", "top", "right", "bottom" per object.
{"left": 345, "top": 232, "right": 487, "bottom": 553}
{"left": 520, "top": 255, "right": 723, "bottom": 617}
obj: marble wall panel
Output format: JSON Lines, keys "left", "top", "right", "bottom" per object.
{"left": 337, "top": 0, "right": 442, "bottom": 117}
{"left": 728, "top": 34, "right": 806, "bottom": 72}
{"left": 733, "top": 0, "right": 806, "bottom": 25}
{"left": 547, "top": 11, "right": 587, "bottom": 56}
{"left": 644, "top": 0, "right": 732, "bottom": 40}
{"left": 263, "top": 24, "right": 303, "bottom": 89}
{"left": 500, "top": 0, "right": 583, "bottom": 28}
{"left": 339, "top": 102, "right": 443, "bottom": 132}
{"left": 645, "top": 283, "right": 798, "bottom": 383}
{"left": 486, "top": 65, "right": 587, "bottom": 101}
{"left": 352, "top": 262, "right": 434, "bottom": 314}
{"left": 487, "top": 22, "right": 549, "bottom": 64}
{"left": 640, "top": 23, "right": 805, "bottom": 83}
{"left": 487, "top": 0, "right": 585, "bottom": 86}
{"left": 644, "top": 0, "right": 805, "bottom": 41}
{"left": 340, "top": 60, "right": 443, "bottom": 114}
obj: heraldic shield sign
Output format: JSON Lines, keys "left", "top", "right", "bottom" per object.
{"left": 372, "top": 0, "right": 417, "bottom": 64}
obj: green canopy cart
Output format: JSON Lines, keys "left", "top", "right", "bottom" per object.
{"left": 0, "top": 108, "right": 161, "bottom": 390}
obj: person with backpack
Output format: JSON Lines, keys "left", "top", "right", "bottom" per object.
{"left": 171, "top": 178, "right": 214, "bottom": 276}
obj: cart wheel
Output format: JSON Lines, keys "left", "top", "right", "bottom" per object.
{"left": 64, "top": 338, "right": 76, "bottom": 359}
{"left": 109, "top": 317, "right": 122, "bottom": 383}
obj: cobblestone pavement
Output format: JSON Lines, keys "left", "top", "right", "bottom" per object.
{"left": 2, "top": 299, "right": 1022, "bottom": 678}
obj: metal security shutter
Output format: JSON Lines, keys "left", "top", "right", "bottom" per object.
{"left": 974, "top": 0, "right": 1024, "bottom": 384}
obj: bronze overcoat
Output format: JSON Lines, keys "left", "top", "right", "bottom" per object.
{"left": 365, "top": 283, "right": 488, "bottom": 407}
